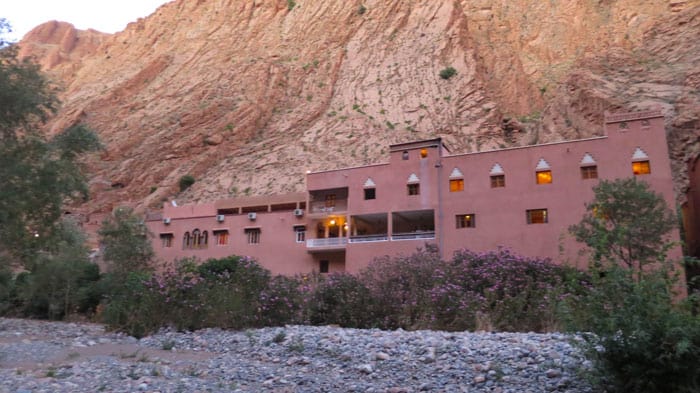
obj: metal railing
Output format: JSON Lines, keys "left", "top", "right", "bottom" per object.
{"left": 309, "top": 200, "right": 348, "bottom": 214}
{"left": 349, "top": 234, "right": 389, "bottom": 243}
{"left": 306, "top": 237, "right": 348, "bottom": 248}
{"left": 391, "top": 231, "right": 436, "bottom": 241}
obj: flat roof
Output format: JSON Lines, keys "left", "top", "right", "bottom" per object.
{"left": 215, "top": 192, "right": 306, "bottom": 210}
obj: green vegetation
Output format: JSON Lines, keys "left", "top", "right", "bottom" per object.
{"left": 439, "top": 66, "right": 457, "bottom": 80}
{"left": 178, "top": 174, "right": 195, "bottom": 191}
{"left": 287, "top": 0, "right": 296, "bottom": 11}
{"left": 358, "top": 5, "right": 367, "bottom": 15}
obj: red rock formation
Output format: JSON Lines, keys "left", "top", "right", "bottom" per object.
{"left": 14, "top": 0, "right": 699, "bottom": 216}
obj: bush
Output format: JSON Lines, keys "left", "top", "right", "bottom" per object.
{"left": 307, "top": 273, "right": 374, "bottom": 328}
{"left": 178, "top": 174, "right": 195, "bottom": 192}
{"left": 439, "top": 66, "right": 457, "bottom": 80}
{"left": 564, "top": 267, "right": 700, "bottom": 392}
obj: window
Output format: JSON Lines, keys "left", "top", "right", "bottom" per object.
{"left": 183, "top": 232, "right": 191, "bottom": 249}
{"left": 325, "top": 194, "right": 336, "bottom": 207}
{"left": 364, "top": 188, "right": 376, "bottom": 200}
{"left": 632, "top": 160, "right": 651, "bottom": 175}
{"left": 619, "top": 121, "right": 628, "bottom": 129}
{"left": 294, "top": 226, "right": 306, "bottom": 243}
{"left": 641, "top": 119, "right": 650, "bottom": 128}
{"left": 420, "top": 148, "right": 428, "bottom": 158}
{"left": 192, "top": 229, "right": 207, "bottom": 249}
{"left": 456, "top": 214, "right": 475, "bottom": 228}
{"left": 245, "top": 228, "right": 261, "bottom": 244}
{"left": 526, "top": 209, "right": 548, "bottom": 224}
{"left": 581, "top": 166, "right": 598, "bottom": 179}
{"left": 319, "top": 260, "right": 330, "bottom": 273}
{"left": 160, "top": 233, "right": 173, "bottom": 248}
{"left": 490, "top": 175, "right": 505, "bottom": 188}
{"left": 407, "top": 183, "right": 420, "bottom": 195}
{"left": 214, "top": 230, "right": 229, "bottom": 245}
{"left": 536, "top": 170, "right": 552, "bottom": 184}
{"left": 449, "top": 179, "right": 464, "bottom": 192}
{"left": 402, "top": 150, "right": 409, "bottom": 160}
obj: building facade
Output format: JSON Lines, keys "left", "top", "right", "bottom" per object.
{"left": 146, "top": 110, "right": 683, "bottom": 275}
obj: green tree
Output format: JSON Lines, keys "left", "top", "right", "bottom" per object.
{"left": 0, "top": 21, "right": 100, "bottom": 267}
{"left": 569, "top": 178, "right": 676, "bottom": 274}
{"left": 98, "top": 207, "right": 154, "bottom": 275}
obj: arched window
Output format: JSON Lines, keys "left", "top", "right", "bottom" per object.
{"left": 192, "top": 229, "right": 201, "bottom": 249}
{"left": 201, "top": 231, "right": 208, "bottom": 248}
{"left": 183, "top": 232, "right": 191, "bottom": 249}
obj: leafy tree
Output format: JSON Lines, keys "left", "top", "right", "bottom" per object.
{"left": 0, "top": 21, "right": 100, "bottom": 268}
{"left": 98, "top": 207, "right": 154, "bottom": 275}
{"left": 569, "top": 178, "right": 676, "bottom": 274}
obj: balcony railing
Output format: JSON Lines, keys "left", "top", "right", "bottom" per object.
{"left": 349, "top": 234, "right": 389, "bottom": 243}
{"left": 309, "top": 200, "right": 348, "bottom": 214}
{"left": 306, "top": 237, "right": 348, "bottom": 248}
{"left": 391, "top": 231, "right": 436, "bottom": 241}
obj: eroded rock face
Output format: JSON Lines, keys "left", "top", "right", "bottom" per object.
{"left": 16, "top": 0, "right": 700, "bottom": 215}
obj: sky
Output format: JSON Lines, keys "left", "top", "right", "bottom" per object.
{"left": 3, "top": 0, "right": 172, "bottom": 41}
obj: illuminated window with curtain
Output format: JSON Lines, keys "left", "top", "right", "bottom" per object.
{"left": 631, "top": 147, "right": 651, "bottom": 175}
{"left": 535, "top": 158, "right": 552, "bottom": 184}
{"left": 449, "top": 168, "right": 464, "bottom": 192}
{"left": 214, "top": 230, "right": 228, "bottom": 245}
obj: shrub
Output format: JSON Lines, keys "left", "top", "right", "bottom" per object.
{"left": 307, "top": 273, "right": 374, "bottom": 328}
{"left": 178, "top": 174, "right": 195, "bottom": 192}
{"left": 259, "top": 275, "right": 305, "bottom": 326}
{"left": 287, "top": 0, "right": 296, "bottom": 11}
{"left": 564, "top": 267, "right": 700, "bottom": 393}
{"left": 439, "top": 66, "right": 457, "bottom": 80}
{"left": 358, "top": 5, "right": 367, "bottom": 15}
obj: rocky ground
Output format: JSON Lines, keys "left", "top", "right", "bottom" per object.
{"left": 0, "top": 318, "right": 599, "bottom": 392}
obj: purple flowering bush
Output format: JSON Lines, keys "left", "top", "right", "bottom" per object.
{"left": 307, "top": 272, "right": 374, "bottom": 328}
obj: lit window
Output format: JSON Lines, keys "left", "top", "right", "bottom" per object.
{"left": 456, "top": 214, "right": 475, "bottom": 228}
{"left": 364, "top": 188, "right": 376, "bottom": 200}
{"left": 449, "top": 179, "right": 464, "bottom": 192}
{"left": 490, "top": 175, "right": 505, "bottom": 188}
{"left": 294, "top": 226, "right": 306, "bottom": 243}
{"left": 581, "top": 166, "right": 598, "bottom": 180}
{"left": 527, "top": 209, "right": 548, "bottom": 224}
{"left": 214, "top": 230, "right": 229, "bottom": 245}
{"left": 245, "top": 228, "right": 261, "bottom": 244}
{"left": 420, "top": 148, "right": 428, "bottom": 158}
{"left": 407, "top": 183, "right": 420, "bottom": 195}
{"left": 160, "top": 234, "right": 173, "bottom": 248}
{"left": 319, "top": 260, "right": 330, "bottom": 273}
{"left": 632, "top": 161, "right": 651, "bottom": 175}
{"left": 536, "top": 170, "right": 552, "bottom": 184}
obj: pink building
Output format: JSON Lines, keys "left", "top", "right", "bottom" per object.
{"left": 146, "top": 110, "right": 683, "bottom": 275}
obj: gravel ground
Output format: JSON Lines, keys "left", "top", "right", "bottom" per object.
{"left": 0, "top": 318, "right": 599, "bottom": 393}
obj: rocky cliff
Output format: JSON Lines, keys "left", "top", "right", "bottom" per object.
{"left": 16, "top": 0, "right": 700, "bottom": 214}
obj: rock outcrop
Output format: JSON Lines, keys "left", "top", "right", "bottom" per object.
{"left": 15, "top": 0, "right": 700, "bottom": 214}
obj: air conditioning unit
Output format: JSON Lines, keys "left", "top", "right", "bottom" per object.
{"left": 163, "top": 218, "right": 171, "bottom": 225}
{"left": 247, "top": 212, "right": 257, "bottom": 220}
{"left": 293, "top": 209, "right": 304, "bottom": 217}
{"left": 216, "top": 214, "right": 225, "bottom": 222}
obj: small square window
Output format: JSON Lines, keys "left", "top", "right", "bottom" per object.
{"left": 527, "top": 209, "right": 548, "bottom": 224}
{"left": 319, "top": 260, "right": 330, "bottom": 273}
{"left": 364, "top": 188, "right": 376, "bottom": 200}
{"left": 536, "top": 170, "right": 552, "bottom": 184}
{"left": 619, "top": 122, "right": 628, "bottom": 129}
{"left": 449, "top": 179, "right": 464, "bottom": 192}
{"left": 160, "top": 234, "right": 173, "bottom": 248}
{"left": 402, "top": 151, "right": 409, "bottom": 160}
{"left": 456, "top": 214, "right": 475, "bottom": 228}
{"left": 632, "top": 161, "right": 651, "bottom": 175}
{"left": 245, "top": 228, "right": 261, "bottom": 244}
{"left": 581, "top": 166, "right": 598, "bottom": 180}
{"left": 641, "top": 119, "right": 650, "bottom": 128}
{"left": 490, "top": 175, "right": 505, "bottom": 188}
{"left": 420, "top": 148, "right": 428, "bottom": 158}
{"left": 407, "top": 183, "right": 420, "bottom": 195}
{"left": 213, "top": 230, "right": 229, "bottom": 245}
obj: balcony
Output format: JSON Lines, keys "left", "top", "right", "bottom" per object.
{"left": 306, "top": 237, "right": 348, "bottom": 251}
{"left": 391, "top": 231, "right": 435, "bottom": 241}
{"left": 309, "top": 200, "right": 348, "bottom": 215}
{"left": 349, "top": 234, "right": 389, "bottom": 243}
